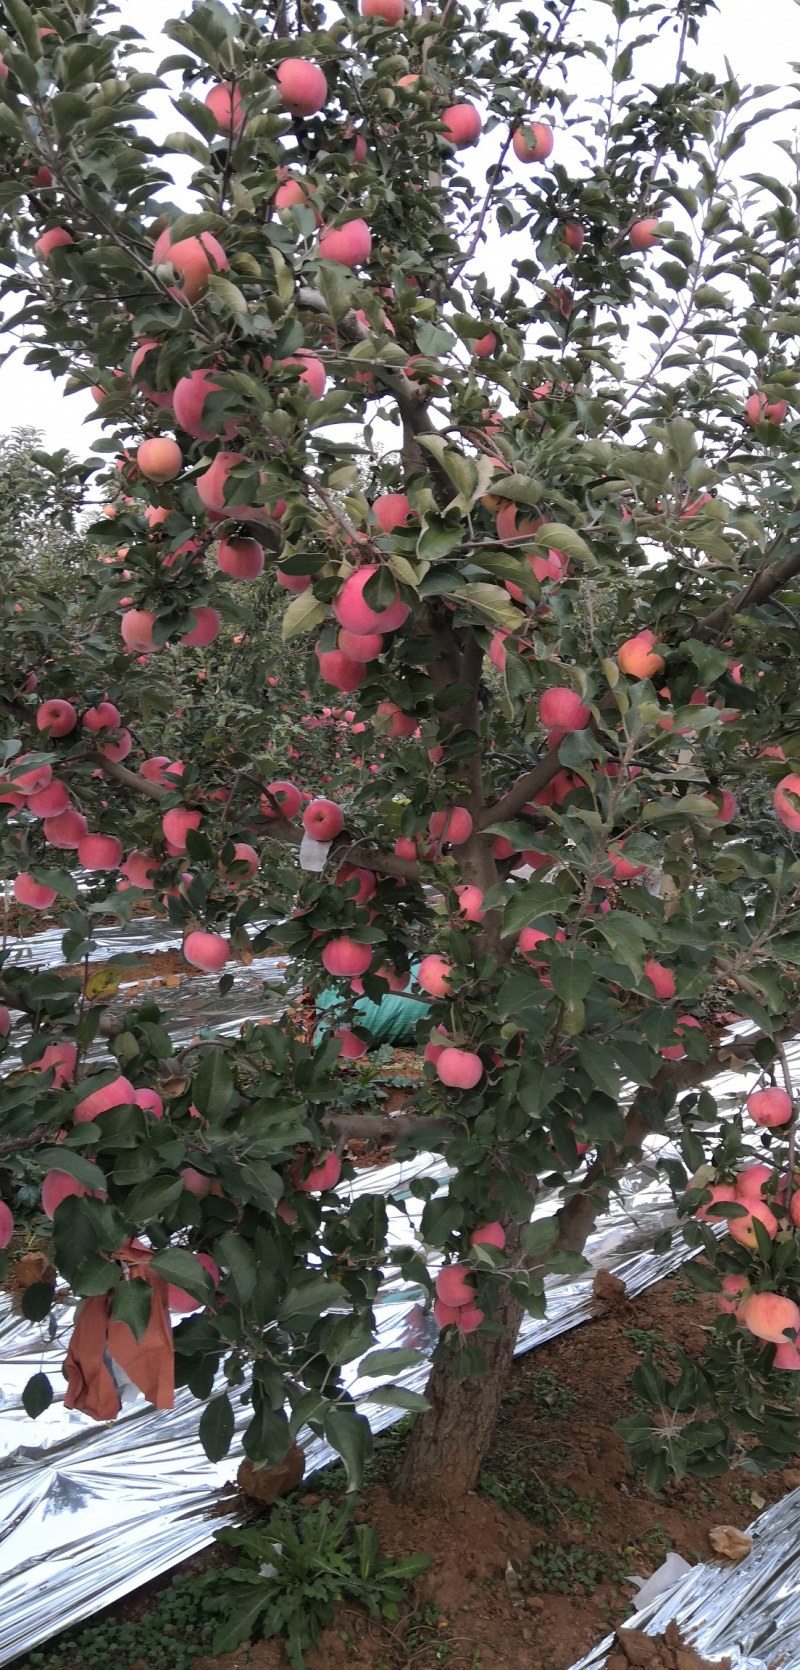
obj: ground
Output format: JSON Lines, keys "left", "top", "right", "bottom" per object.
{"left": 17, "top": 1271, "right": 795, "bottom": 1670}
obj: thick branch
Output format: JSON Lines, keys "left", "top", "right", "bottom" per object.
{"left": 478, "top": 744, "right": 563, "bottom": 828}
{"left": 90, "top": 752, "right": 168, "bottom": 800}
{"left": 694, "top": 547, "right": 800, "bottom": 642}
{"left": 325, "top": 1111, "right": 452, "bottom": 1144}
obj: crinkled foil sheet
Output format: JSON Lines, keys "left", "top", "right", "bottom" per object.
{"left": 569, "top": 1481, "right": 800, "bottom": 1669}
{"left": 2, "top": 922, "right": 798, "bottom": 1666}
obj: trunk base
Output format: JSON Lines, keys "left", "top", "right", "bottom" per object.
{"left": 394, "top": 1295, "right": 523, "bottom": 1504}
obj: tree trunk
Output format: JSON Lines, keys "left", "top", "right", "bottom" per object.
{"left": 393, "top": 1290, "right": 523, "bottom": 1503}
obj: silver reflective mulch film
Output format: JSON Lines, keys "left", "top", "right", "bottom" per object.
{"left": 568, "top": 1481, "right": 800, "bottom": 1669}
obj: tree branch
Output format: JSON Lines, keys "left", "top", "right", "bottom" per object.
{"left": 325, "top": 1111, "right": 452, "bottom": 1144}
{"left": 694, "top": 547, "right": 800, "bottom": 642}
{"left": 478, "top": 744, "right": 563, "bottom": 828}
{"left": 89, "top": 752, "right": 168, "bottom": 800}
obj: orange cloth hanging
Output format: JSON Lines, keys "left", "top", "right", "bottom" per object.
{"left": 63, "top": 1240, "right": 175, "bottom": 1419}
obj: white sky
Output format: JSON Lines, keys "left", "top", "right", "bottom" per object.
{"left": 1, "top": 0, "right": 799, "bottom": 454}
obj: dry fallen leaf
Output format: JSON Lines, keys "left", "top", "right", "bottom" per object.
{"left": 708, "top": 1524, "right": 752, "bottom": 1561}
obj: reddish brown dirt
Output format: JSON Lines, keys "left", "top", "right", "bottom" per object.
{"left": 21, "top": 1271, "right": 793, "bottom": 1670}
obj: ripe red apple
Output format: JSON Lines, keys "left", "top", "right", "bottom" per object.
{"left": 261, "top": 780, "right": 302, "bottom": 821}
{"left": 395, "top": 835, "right": 417, "bottom": 860}
{"left": 37, "top": 1039, "right": 78, "bottom": 1085}
{"left": 121, "top": 849, "right": 158, "bottom": 888}
{"left": 36, "top": 698, "right": 77, "bottom": 737}
{"left": 334, "top": 564, "right": 410, "bottom": 635}
{"left": 181, "top": 1166, "right": 213, "bottom": 1199}
{"left": 13, "top": 872, "right": 58, "bottom": 910}
{"left": 441, "top": 102, "right": 482, "bottom": 148}
{"left": 728, "top": 1199, "right": 778, "bottom": 1249}
{"left": 436, "top": 1047, "right": 483, "bottom": 1088}
{"left": 161, "top": 806, "right": 202, "bottom": 852}
{"left": 172, "top": 367, "right": 236, "bottom": 441}
{"left": 0, "top": 1202, "right": 13, "bottom": 1249}
{"left": 184, "top": 931, "right": 229, "bottom": 973}
{"left": 739, "top": 1292, "right": 800, "bottom": 1345}
{"left": 133, "top": 1087, "right": 164, "bottom": 1119}
{"left": 361, "top": 0, "right": 405, "bottom": 18}
{"left": 471, "top": 1221, "right": 505, "bottom": 1249}
{"left": 137, "top": 437, "right": 182, "bottom": 482}
{"left": 376, "top": 700, "right": 416, "bottom": 736}
{"left": 99, "top": 728, "right": 133, "bottom": 764}
{"left": 744, "top": 390, "right": 787, "bottom": 426}
{"left": 564, "top": 220, "right": 584, "bottom": 251}
{"left": 276, "top": 58, "right": 328, "bottom": 117}
{"left": 275, "top": 176, "right": 317, "bottom": 210}
{"left": 318, "top": 218, "right": 372, "bottom": 267}
{"left": 78, "top": 834, "right": 123, "bottom": 870}
{"left": 472, "top": 331, "right": 497, "bottom": 357}
{"left": 35, "top": 226, "right": 74, "bottom": 259}
{"left": 747, "top": 1086, "right": 793, "bottom": 1128}
{"left": 512, "top": 121, "right": 554, "bottom": 163}
{"left": 630, "top": 218, "right": 661, "bottom": 251}
{"left": 774, "top": 1341, "right": 800, "bottom": 1370}
{"left": 167, "top": 1251, "right": 220, "bottom": 1313}
{"left": 141, "top": 757, "right": 183, "bottom": 784}
{"left": 204, "top": 82, "right": 244, "bottom": 135}
{"left": 0, "top": 1006, "right": 9, "bottom": 1038}
{"left": 435, "top": 1264, "right": 476, "bottom": 1307}
{"left": 44, "top": 807, "right": 89, "bottom": 849}
{"left": 773, "top": 774, "right": 800, "bottom": 832}
{"left": 316, "top": 645, "right": 366, "bottom": 692}
{"left": 73, "top": 1073, "right": 136, "bottom": 1124}
{"left": 216, "top": 535, "right": 264, "bottom": 579}
{"left": 12, "top": 756, "right": 52, "bottom": 794}
{"left": 278, "top": 351, "right": 327, "bottom": 400}
{"left": 26, "top": 780, "right": 70, "bottom": 818}
{"left": 717, "top": 1273, "right": 750, "bottom": 1316}
{"left": 338, "top": 627, "right": 383, "bottom": 662}
{"left": 417, "top": 954, "right": 453, "bottom": 997}
{"left": 616, "top": 629, "right": 664, "bottom": 679}
{"left": 277, "top": 567, "right": 311, "bottom": 592}
{"left": 335, "top": 1026, "right": 369, "bottom": 1059}
{"left": 181, "top": 606, "right": 220, "bottom": 648}
{"left": 303, "top": 797, "right": 344, "bottom": 840}
{"left": 152, "top": 229, "right": 228, "bottom": 302}
{"left": 373, "top": 492, "right": 411, "bottom": 532}
{"left": 322, "top": 936, "right": 372, "bottom": 977}
{"left": 41, "top": 1170, "right": 90, "bottom": 1217}
{"left": 538, "top": 687, "right": 590, "bottom": 731}
{"left": 429, "top": 806, "right": 473, "bottom": 845}
{"left": 456, "top": 884, "right": 484, "bottom": 922}
{"left": 82, "top": 701, "right": 121, "bottom": 732}
{"left": 643, "top": 958, "right": 675, "bottom": 1000}
{"left": 293, "top": 1150, "right": 341, "bottom": 1192}
{"left": 736, "top": 1163, "right": 774, "bottom": 1200}
{"left": 456, "top": 1304, "right": 485, "bottom": 1333}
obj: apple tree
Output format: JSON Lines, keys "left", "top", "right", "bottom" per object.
{"left": 2, "top": 0, "right": 800, "bottom": 1503}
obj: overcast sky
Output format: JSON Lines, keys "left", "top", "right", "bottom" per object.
{"left": 1, "top": 0, "right": 798, "bottom": 455}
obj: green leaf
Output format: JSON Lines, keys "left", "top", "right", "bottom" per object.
{"left": 367, "top": 1386, "right": 430, "bottom": 1411}
{"left": 151, "top": 1248, "right": 215, "bottom": 1304}
{"left": 359, "top": 1346, "right": 423, "bottom": 1378}
{"left": 323, "top": 1406, "right": 372, "bottom": 1489}
{"left": 282, "top": 588, "right": 325, "bottom": 641}
{"left": 317, "top": 262, "right": 355, "bottom": 322}
{"left": 416, "top": 322, "right": 454, "bottom": 356}
{"left": 111, "top": 1277, "right": 152, "bottom": 1339}
{"left": 576, "top": 1038, "right": 621, "bottom": 1099}
{"left": 192, "top": 1051, "right": 235, "bottom": 1118}
{"left": 450, "top": 582, "right": 524, "bottom": 629}
{"left": 548, "top": 949, "right": 595, "bottom": 1004}
{"left": 3, "top": 0, "right": 42, "bottom": 56}
{"left": 37, "top": 1149, "right": 107, "bottom": 1192}
{"left": 199, "top": 1392, "right": 236, "bottom": 1463}
{"left": 533, "top": 523, "right": 595, "bottom": 567}
{"left": 242, "top": 1401, "right": 290, "bottom": 1465}
{"left": 216, "top": 1232, "right": 257, "bottom": 1303}
{"left": 22, "top": 1280, "right": 56, "bottom": 1322}
{"left": 211, "top": 1591, "right": 270, "bottom": 1656}
{"left": 502, "top": 883, "right": 561, "bottom": 937}
{"left": 22, "top": 1372, "right": 53, "bottom": 1419}
{"left": 521, "top": 1218, "right": 558, "bottom": 1256}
